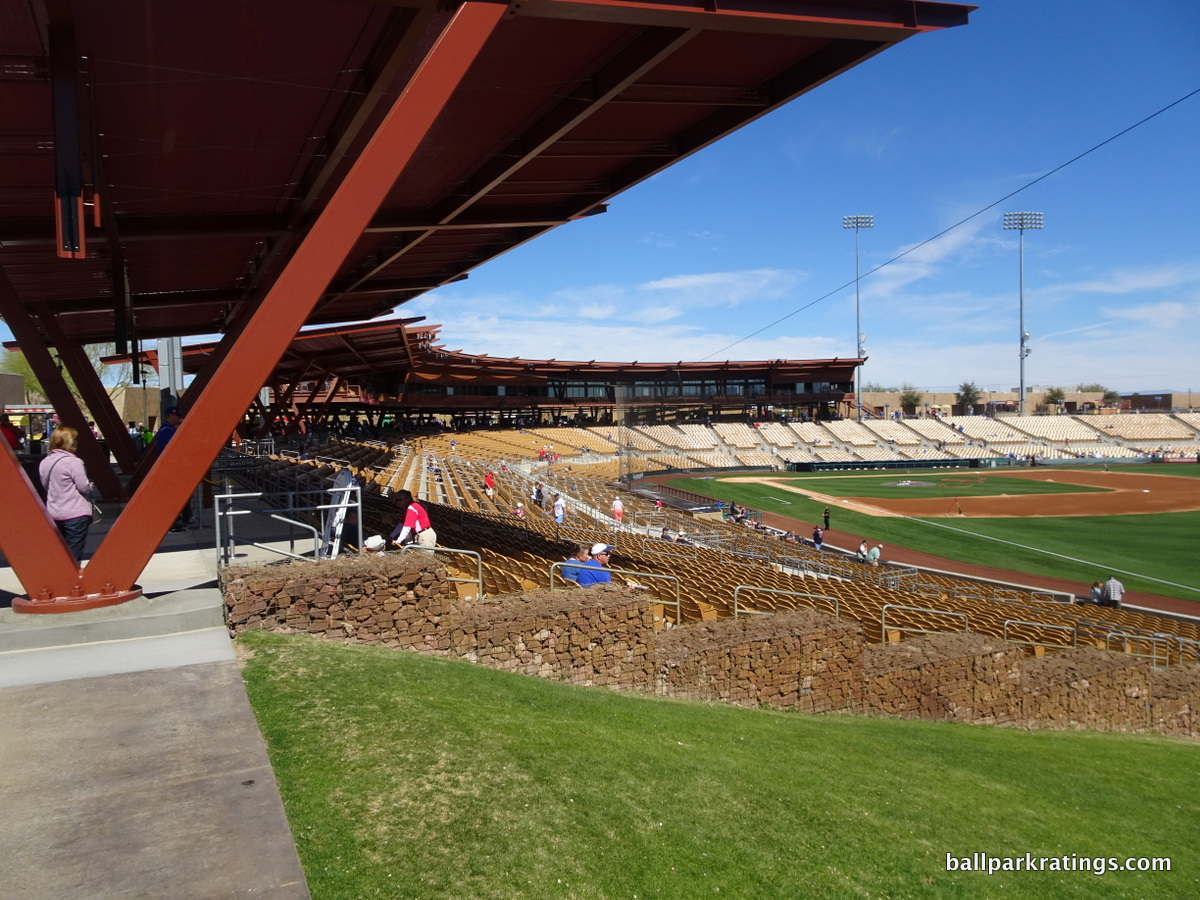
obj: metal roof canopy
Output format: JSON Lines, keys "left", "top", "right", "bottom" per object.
{"left": 138, "top": 319, "right": 863, "bottom": 425}
{"left": 161, "top": 319, "right": 862, "bottom": 384}
{"left": 0, "top": 0, "right": 971, "bottom": 611}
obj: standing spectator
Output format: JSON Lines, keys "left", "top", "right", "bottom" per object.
{"left": 38, "top": 426, "right": 94, "bottom": 561}
{"left": 552, "top": 493, "right": 566, "bottom": 524}
{"left": 156, "top": 406, "right": 194, "bottom": 532}
{"left": 611, "top": 496, "right": 624, "bottom": 523}
{"left": 534, "top": 482, "right": 545, "bottom": 509}
{"left": 823, "top": 506, "right": 831, "bottom": 530}
{"left": 513, "top": 502, "right": 525, "bottom": 519}
{"left": 1100, "top": 574, "right": 1125, "bottom": 608}
{"left": 812, "top": 526, "right": 824, "bottom": 551}
{"left": 1, "top": 413, "right": 25, "bottom": 452}
{"left": 484, "top": 470, "right": 495, "bottom": 499}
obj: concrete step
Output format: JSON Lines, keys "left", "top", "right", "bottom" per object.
{"left": 0, "top": 588, "right": 225, "bottom": 653}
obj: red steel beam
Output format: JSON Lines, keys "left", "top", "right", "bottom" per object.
{"left": 64, "top": 1, "right": 508, "bottom": 605}
{"left": 0, "top": 277, "right": 123, "bottom": 500}
{"left": 37, "top": 311, "right": 141, "bottom": 476}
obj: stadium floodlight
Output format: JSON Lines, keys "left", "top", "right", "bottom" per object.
{"left": 1003, "top": 212, "right": 1043, "bottom": 416}
{"left": 843, "top": 214, "right": 874, "bottom": 420}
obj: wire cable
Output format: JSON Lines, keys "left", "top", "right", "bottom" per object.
{"left": 700, "top": 86, "right": 1200, "bottom": 361}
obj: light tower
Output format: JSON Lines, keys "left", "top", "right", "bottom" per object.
{"left": 1003, "top": 212, "right": 1043, "bottom": 416}
{"left": 843, "top": 214, "right": 873, "bottom": 420}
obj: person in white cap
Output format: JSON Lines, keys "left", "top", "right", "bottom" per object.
{"left": 574, "top": 543, "right": 614, "bottom": 587}
{"left": 611, "top": 496, "right": 623, "bottom": 523}
{"left": 363, "top": 534, "right": 386, "bottom": 554}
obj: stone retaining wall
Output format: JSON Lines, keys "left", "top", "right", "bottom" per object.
{"left": 863, "top": 634, "right": 1024, "bottom": 724}
{"left": 221, "top": 555, "right": 1200, "bottom": 738}
{"left": 654, "top": 609, "right": 862, "bottom": 712}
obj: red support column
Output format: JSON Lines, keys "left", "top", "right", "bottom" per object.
{"left": 59, "top": 1, "right": 507, "bottom": 608}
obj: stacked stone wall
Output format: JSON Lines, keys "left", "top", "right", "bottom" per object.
{"left": 863, "top": 634, "right": 1024, "bottom": 724}
{"left": 221, "top": 555, "right": 1200, "bottom": 738}
{"left": 1148, "top": 666, "right": 1200, "bottom": 738}
{"left": 654, "top": 609, "right": 862, "bottom": 711}
{"left": 448, "top": 587, "right": 661, "bottom": 688}
{"left": 1018, "top": 647, "right": 1153, "bottom": 733}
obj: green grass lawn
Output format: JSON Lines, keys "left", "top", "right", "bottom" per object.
{"left": 668, "top": 467, "right": 1200, "bottom": 604}
{"left": 767, "top": 472, "right": 1108, "bottom": 500}
{"left": 240, "top": 630, "right": 1200, "bottom": 900}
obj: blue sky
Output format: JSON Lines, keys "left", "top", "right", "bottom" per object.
{"left": 401, "top": 0, "right": 1200, "bottom": 395}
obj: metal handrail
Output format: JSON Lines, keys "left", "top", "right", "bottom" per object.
{"left": 880, "top": 604, "right": 969, "bottom": 640}
{"left": 1002, "top": 619, "right": 1077, "bottom": 650}
{"left": 547, "top": 561, "right": 681, "bottom": 625}
{"left": 731, "top": 585, "right": 840, "bottom": 620}
{"left": 1105, "top": 631, "right": 1170, "bottom": 668}
{"left": 214, "top": 486, "right": 362, "bottom": 566}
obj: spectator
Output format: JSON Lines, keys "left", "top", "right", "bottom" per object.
{"left": 1, "top": 414, "right": 25, "bottom": 451}
{"left": 660, "top": 526, "right": 673, "bottom": 541}
{"left": 560, "top": 543, "right": 590, "bottom": 584}
{"left": 514, "top": 502, "right": 525, "bottom": 519}
{"left": 389, "top": 489, "right": 437, "bottom": 548}
{"left": 553, "top": 493, "right": 566, "bottom": 524}
{"left": 812, "top": 526, "right": 824, "bottom": 551}
{"left": 867, "top": 544, "right": 882, "bottom": 566}
{"left": 156, "top": 406, "right": 194, "bottom": 532}
{"left": 38, "top": 426, "right": 94, "bottom": 561}
{"left": 857, "top": 540, "right": 868, "bottom": 563}
{"left": 1100, "top": 574, "right": 1125, "bottom": 608}
{"left": 574, "top": 543, "right": 614, "bottom": 587}
{"left": 611, "top": 496, "right": 623, "bottom": 523}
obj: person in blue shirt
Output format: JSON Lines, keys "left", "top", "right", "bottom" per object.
{"left": 561, "top": 543, "right": 590, "bottom": 584}
{"left": 575, "top": 543, "right": 614, "bottom": 587}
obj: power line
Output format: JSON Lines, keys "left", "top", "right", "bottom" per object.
{"left": 700, "top": 86, "right": 1200, "bottom": 361}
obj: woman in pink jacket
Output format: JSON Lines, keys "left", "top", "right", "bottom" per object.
{"left": 38, "top": 426, "right": 95, "bottom": 561}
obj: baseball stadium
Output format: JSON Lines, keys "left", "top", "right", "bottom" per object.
{"left": 1, "top": 1, "right": 1196, "bottom": 898}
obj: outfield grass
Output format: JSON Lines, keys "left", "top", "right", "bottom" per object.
{"left": 667, "top": 466, "right": 1200, "bottom": 605}
{"left": 240, "top": 630, "right": 1200, "bottom": 900}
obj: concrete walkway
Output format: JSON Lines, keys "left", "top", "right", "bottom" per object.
{"left": 0, "top": 511, "right": 312, "bottom": 899}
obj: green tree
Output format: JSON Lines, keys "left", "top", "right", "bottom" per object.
{"left": 0, "top": 343, "right": 142, "bottom": 411}
{"left": 899, "top": 384, "right": 923, "bottom": 415}
{"left": 955, "top": 381, "right": 981, "bottom": 412}
{"left": 1076, "top": 383, "right": 1121, "bottom": 406}
{"left": 1044, "top": 386, "right": 1066, "bottom": 408}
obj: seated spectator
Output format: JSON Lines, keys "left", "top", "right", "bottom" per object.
{"left": 660, "top": 526, "right": 673, "bottom": 541}
{"left": 857, "top": 540, "right": 868, "bottom": 563}
{"left": 867, "top": 544, "right": 882, "bottom": 566}
{"left": 575, "top": 544, "right": 614, "bottom": 587}
{"left": 561, "top": 543, "right": 590, "bottom": 584}
{"left": 675, "top": 532, "right": 693, "bottom": 545}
